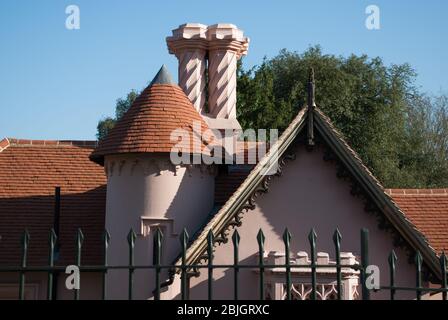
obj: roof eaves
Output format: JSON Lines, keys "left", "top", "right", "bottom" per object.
{"left": 386, "top": 189, "right": 448, "bottom": 196}
{"left": 5, "top": 138, "right": 98, "bottom": 148}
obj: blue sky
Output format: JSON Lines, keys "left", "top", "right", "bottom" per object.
{"left": 0, "top": 0, "right": 447, "bottom": 140}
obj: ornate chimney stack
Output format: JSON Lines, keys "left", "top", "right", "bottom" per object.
{"left": 166, "top": 23, "right": 208, "bottom": 114}
{"left": 167, "top": 23, "right": 250, "bottom": 159}
{"left": 206, "top": 24, "right": 249, "bottom": 119}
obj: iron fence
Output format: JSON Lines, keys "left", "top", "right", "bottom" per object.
{"left": 1, "top": 227, "right": 447, "bottom": 300}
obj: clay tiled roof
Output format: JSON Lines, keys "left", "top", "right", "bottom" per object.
{"left": 90, "top": 81, "right": 213, "bottom": 164}
{"left": 386, "top": 189, "right": 448, "bottom": 255}
{"left": 0, "top": 138, "right": 106, "bottom": 266}
{"left": 215, "top": 166, "right": 253, "bottom": 205}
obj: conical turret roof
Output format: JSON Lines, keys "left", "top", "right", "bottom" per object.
{"left": 90, "top": 66, "right": 213, "bottom": 165}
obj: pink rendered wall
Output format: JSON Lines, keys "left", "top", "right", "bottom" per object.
{"left": 188, "top": 144, "right": 419, "bottom": 300}
{"left": 104, "top": 154, "right": 215, "bottom": 299}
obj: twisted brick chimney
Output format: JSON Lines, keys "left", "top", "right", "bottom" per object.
{"left": 207, "top": 24, "right": 249, "bottom": 120}
{"left": 167, "top": 23, "right": 249, "bottom": 135}
{"left": 166, "top": 23, "right": 208, "bottom": 114}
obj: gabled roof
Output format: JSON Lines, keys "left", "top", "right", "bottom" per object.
{"left": 0, "top": 138, "right": 106, "bottom": 266}
{"left": 173, "top": 104, "right": 443, "bottom": 279}
{"left": 90, "top": 65, "right": 213, "bottom": 165}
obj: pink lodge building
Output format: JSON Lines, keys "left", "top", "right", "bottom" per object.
{"left": 0, "top": 23, "right": 447, "bottom": 300}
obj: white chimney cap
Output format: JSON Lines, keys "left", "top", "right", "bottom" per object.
{"left": 207, "top": 23, "right": 246, "bottom": 42}
{"left": 170, "top": 23, "right": 208, "bottom": 39}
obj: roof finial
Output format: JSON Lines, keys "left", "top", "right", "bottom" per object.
{"left": 307, "top": 67, "right": 315, "bottom": 148}
{"left": 149, "top": 65, "right": 175, "bottom": 86}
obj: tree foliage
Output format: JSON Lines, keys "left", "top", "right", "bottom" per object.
{"left": 96, "top": 46, "right": 447, "bottom": 188}
{"left": 401, "top": 94, "right": 448, "bottom": 187}
{"left": 236, "top": 46, "right": 448, "bottom": 188}
{"left": 96, "top": 117, "right": 116, "bottom": 141}
{"left": 96, "top": 90, "right": 139, "bottom": 140}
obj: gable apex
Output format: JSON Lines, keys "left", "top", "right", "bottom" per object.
{"left": 172, "top": 104, "right": 442, "bottom": 280}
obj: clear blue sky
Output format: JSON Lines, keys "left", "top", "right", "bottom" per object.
{"left": 0, "top": 0, "right": 447, "bottom": 140}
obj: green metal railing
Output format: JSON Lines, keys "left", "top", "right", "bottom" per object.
{"left": 2, "top": 227, "right": 448, "bottom": 300}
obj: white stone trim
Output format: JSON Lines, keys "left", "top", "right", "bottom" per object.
{"left": 261, "top": 251, "right": 360, "bottom": 300}
{"left": 140, "top": 217, "right": 178, "bottom": 238}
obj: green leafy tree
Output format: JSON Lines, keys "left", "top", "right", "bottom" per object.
{"left": 96, "top": 47, "right": 447, "bottom": 188}
{"left": 236, "top": 46, "right": 448, "bottom": 187}
{"left": 115, "top": 90, "right": 139, "bottom": 119}
{"left": 401, "top": 93, "right": 448, "bottom": 187}
{"left": 96, "top": 117, "right": 116, "bottom": 141}
{"left": 96, "top": 90, "right": 139, "bottom": 140}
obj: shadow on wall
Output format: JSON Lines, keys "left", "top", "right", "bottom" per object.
{"left": 184, "top": 137, "right": 420, "bottom": 300}
{"left": 158, "top": 165, "right": 215, "bottom": 265}
{"left": 188, "top": 255, "right": 260, "bottom": 300}
{"left": 102, "top": 157, "right": 215, "bottom": 299}
{"left": 0, "top": 185, "right": 106, "bottom": 267}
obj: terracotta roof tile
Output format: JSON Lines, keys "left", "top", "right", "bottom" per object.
{"left": 0, "top": 139, "right": 106, "bottom": 266}
{"left": 386, "top": 189, "right": 448, "bottom": 254}
{"left": 90, "top": 84, "right": 213, "bottom": 164}
{"left": 215, "top": 165, "right": 253, "bottom": 205}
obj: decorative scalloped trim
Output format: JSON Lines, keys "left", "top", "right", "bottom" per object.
{"left": 172, "top": 108, "right": 307, "bottom": 269}
{"left": 171, "top": 105, "right": 442, "bottom": 283}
